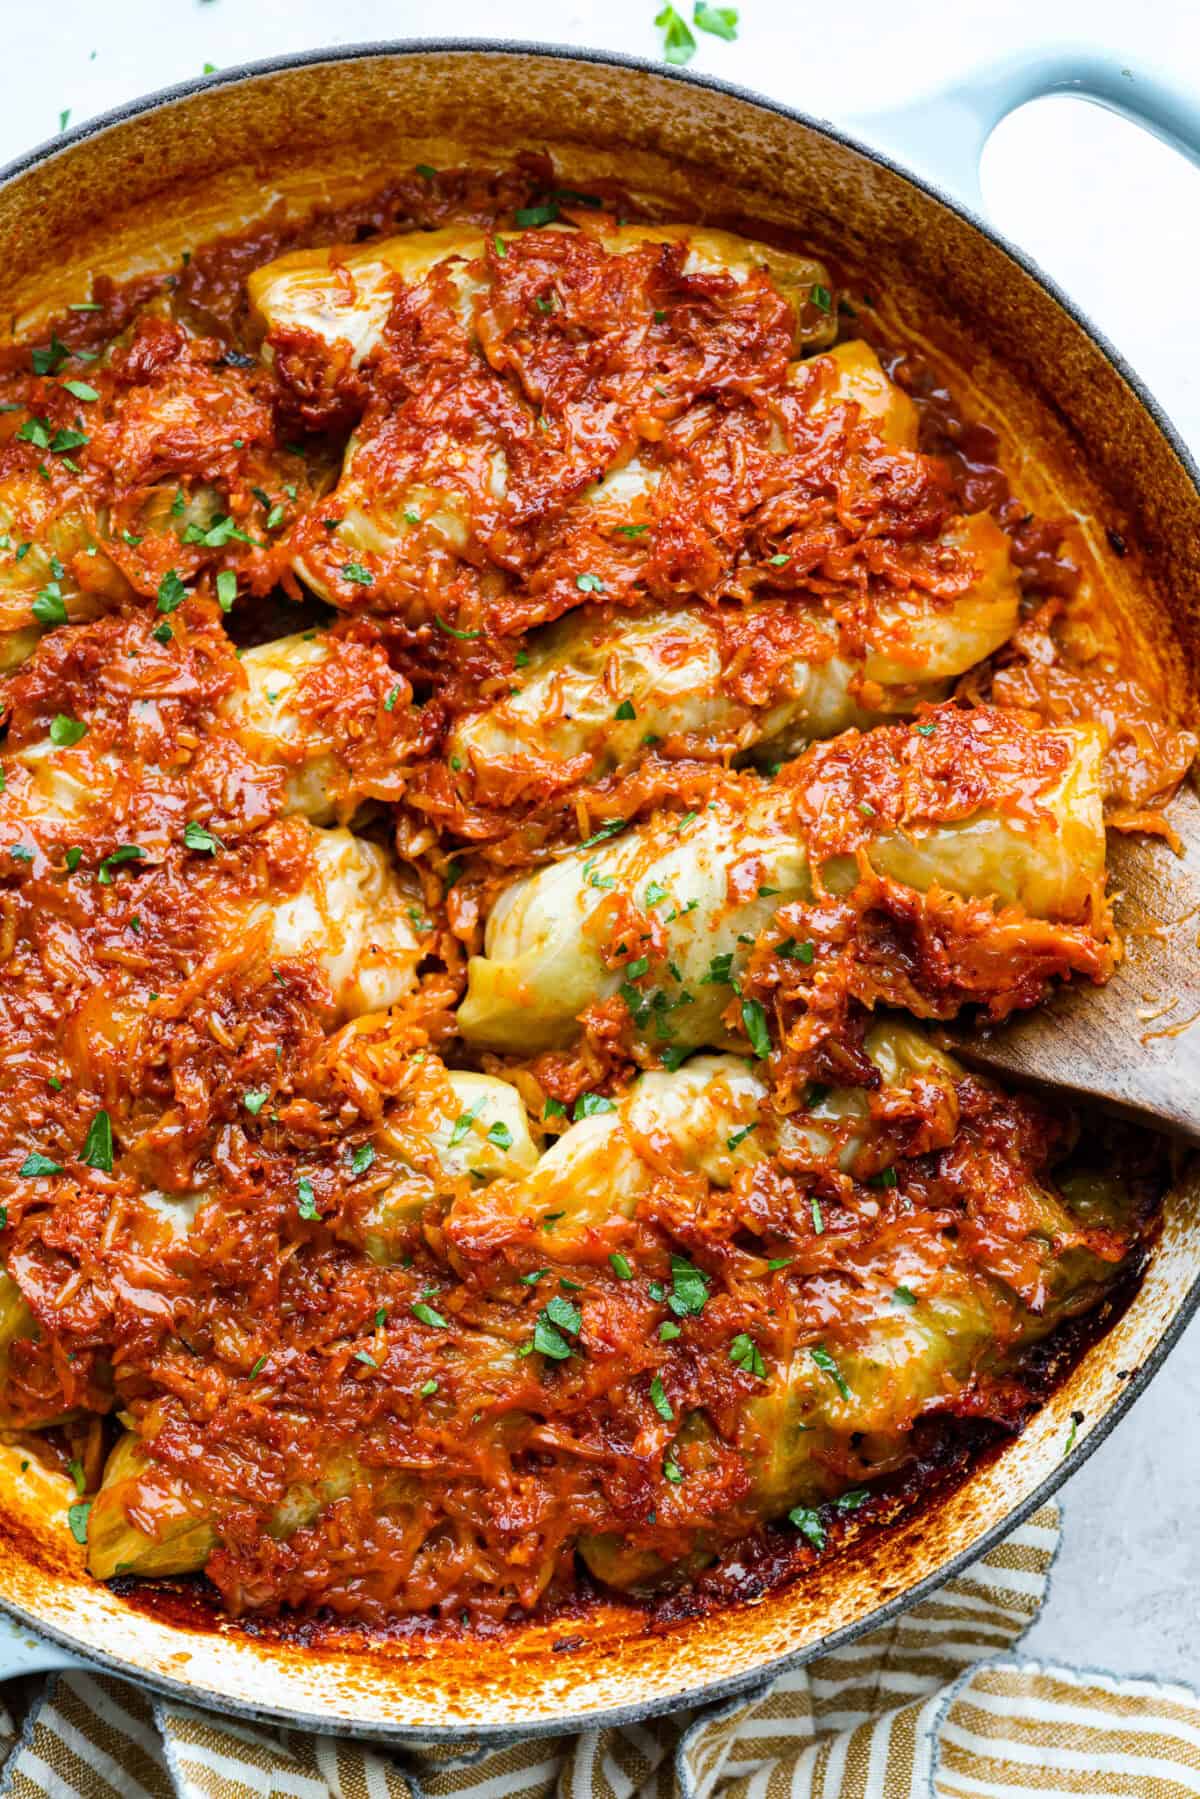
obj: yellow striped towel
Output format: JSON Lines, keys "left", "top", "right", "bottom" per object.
{"left": 2, "top": 1500, "right": 1198, "bottom": 1798}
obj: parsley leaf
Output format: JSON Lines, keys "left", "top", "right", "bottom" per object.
{"left": 49, "top": 713, "right": 87, "bottom": 747}
{"left": 649, "top": 1373, "right": 674, "bottom": 1421}
{"left": 668, "top": 1254, "right": 709, "bottom": 1318}
{"left": 183, "top": 820, "right": 222, "bottom": 855}
{"left": 412, "top": 1302, "right": 449, "bottom": 1329}
{"left": 741, "top": 997, "right": 771, "bottom": 1059}
{"left": 20, "top": 1151, "right": 62, "bottom": 1177}
{"left": 573, "top": 1092, "right": 616, "bottom": 1121}
{"left": 788, "top": 1506, "right": 825, "bottom": 1551}
{"left": 296, "top": 1177, "right": 320, "bottom": 1220}
{"left": 80, "top": 1109, "right": 113, "bottom": 1172}
{"left": 655, "top": 3, "right": 697, "bottom": 62}
{"left": 694, "top": 2, "right": 739, "bottom": 38}
{"left": 97, "top": 844, "right": 145, "bottom": 884}
{"left": 729, "top": 1333, "right": 766, "bottom": 1378}
{"left": 810, "top": 1344, "right": 851, "bottom": 1401}
{"left": 156, "top": 569, "right": 187, "bottom": 614}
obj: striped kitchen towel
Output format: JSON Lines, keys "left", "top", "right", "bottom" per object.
{"left": 2, "top": 1500, "right": 1199, "bottom": 1798}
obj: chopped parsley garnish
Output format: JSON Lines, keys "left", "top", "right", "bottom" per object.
{"left": 779, "top": 938, "right": 815, "bottom": 964}
{"left": 573, "top": 1092, "right": 616, "bottom": 1121}
{"left": 152, "top": 622, "right": 173, "bottom": 644}
{"left": 486, "top": 1120, "right": 514, "bottom": 1151}
{"left": 655, "top": 2, "right": 697, "bottom": 62}
{"left": 533, "top": 1297, "right": 580, "bottom": 1359}
{"left": 419, "top": 1378, "right": 438, "bottom": 1397}
{"left": 61, "top": 380, "right": 98, "bottom": 402}
{"left": 296, "top": 1177, "right": 319, "bottom": 1220}
{"left": 67, "top": 1457, "right": 87, "bottom": 1495}
{"left": 811, "top": 1196, "right": 825, "bottom": 1235}
{"left": 183, "top": 820, "right": 222, "bottom": 855}
{"left": 519, "top": 1269, "right": 548, "bottom": 1286}
{"left": 80, "top": 1109, "right": 113, "bottom": 1173}
{"left": 893, "top": 1284, "right": 918, "bottom": 1306}
{"left": 810, "top": 1344, "right": 851, "bottom": 1401}
{"left": 342, "top": 562, "right": 374, "bottom": 586}
{"left": 663, "top": 1448, "right": 684, "bottom": 1483}
{"left": 515, "top": 202, "right": 559, "bottom": 227}
{"left": 248, "top": 1355, "right": 268, "bottom": 1379}
{"left": 769, "top": 553, "right": 790, "bottom": 567}
{"left": 700, "top": 952, "right": 734, "bottom": 987}
{"left": 350, "top": 1144, "right": 376, "bottom": 1178}
{"left": 32, "top": 585, "right": 67, "bottom": 626}
{"left": 384, "top": 686, "right": 401, "bottom": 712}
{"left": 659, "top": 1320, "right": 681, "bottom": 1341}
{"left": 215, "top": 569, "right": 237, "bottom": 612}
{"left": 693, "top": 2, "right": 739, "bottom": 39}
{"left": 609, "top": 1252, "right": 633, "bottom": 1279}
{"left": 741, "top": 997, "right": 771, "bottom": 1060}
{"left": 616, "top": 523, "right": 649, "bottom": 537}
{"left": 726, "top": 1123, "right": 757, "bottom": 1152}
{"left": 8, "top": 845, "right": 33, "bottom": 863}
{"left": 788, "top": 1506, "right": 825, "bottom": 1551}
{"left": 242, "top": 1089, "right": 268, "bottom": 1116}
{"left": 412, "top": 1301, "right": 448, "bottom": 1329}
{"left": 575, "top": 572, "right": 604, "bottom": 594}
{"left": 766, "top": 1256, "right": 793, "bottom": 1271}
{"left": 493, "top": 236, "right": 508, "bottom": 258}
{"left": 836, "top": 1488, "right": 870, "bottom": 1512}
{"left": 668, "top": 1253, "right": 709, "bottom": 1318}
{"left": 354, "top": 1349, "right": 378, "bottom": 1368}
{"left": 543, "top": 1097, "right": 567, "bottom": 1120}
{"left": 644, "top": 880, "right": 669, "bottom": 906}
{"left": 729, "top": 1333, "right": 766, "bottom": 1378}
{"left": 915, "top": 721, "right": 937, "bottom": 736}
{"left": 809, "top": 284, "right": 833, "bottom": 313}
{"left": 871, "top": 1165, "right": 898, "bottom": 1189}
{"left": 20, "top": 1152, "right": 62, "bottom": 1177}
{"left": 67, "top": 1501, "right": 91, "bottom": 1546}
{"left": 649, "top": 1374, "right": 674, "bottom": 1421}
{"left": 448, "top": 1100, "right": 485, "bottom": 1147}
{"left": 577, "top": 817, "right": 626, "bottom": 850}
{"left": 614, "top": 699, "right": 636, "bottom": 720}
{"left": 16, "top": 417, "right": 52, "bottom": 449}
{"left": 49, "top": 713, "right": 87, "bottom": 747}
{"left": 156, "top": 569, "right": 187, "bottom": 614}
{"left": 64, "top": 847, "right": 82, "bottom": 872}
{"left": 415, "top": 163, "right": 438, "bottom": 180}
{"left": 434, "top": 614, "right": 482, "bottom": 640}
{"left": 97, "top": 844, "right": 145, "bottom": 884}
{"left": 32, "top": 336, "right": 69, "bottom": 376}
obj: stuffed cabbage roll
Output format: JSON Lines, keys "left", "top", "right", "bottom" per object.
{"left": 447, "top": 1021, "right": 957, "bottom": 1263}
{"left": 249, "top": 222, "right": 837, "bottom": 369}
{"left": 0, "top": 474, "right": 129, "bottom": 670}
{"left": 237, "top": 825, "right": 425, "bottom": 1021}
{"left": 457, "top": 711, "right": 1106, "bottom": 1054}
{"left": 448, "top": 513, "right": 1019, "bottom": 795}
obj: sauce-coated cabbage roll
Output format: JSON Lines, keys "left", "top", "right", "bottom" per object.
{"left": 448, "top": 513, "right": 1019, "bottom": 796}
{"left": 250, "top": 222, "right": 837, "bottom": 368}
{"left": 457, "top": 711, "right": 1106, "bottom": 1054}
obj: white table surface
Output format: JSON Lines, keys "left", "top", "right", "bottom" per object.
{"left": 5, "top": 0, "right": 1199, "bottom": 1688}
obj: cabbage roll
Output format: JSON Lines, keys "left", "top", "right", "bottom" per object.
{"left": 0, "top": 474, "right": 130, "bottom": 670}
{"left": 448, "top": 513, "right": 1019, "bottom": 795}
{"left": 239, "top": 825, "right": 424, "bottom": 1021}
{"left": 457, "top": 716, "right": 1106, "bottom": 1054}
{"left": 361, "top": 1068, "right": 541, "bottom": 1262}
{"left": 448, "top": 1021, "right": 956, "bottom": 1261}
{"left": 249, "top": 222, "right": 837, "bottom": 368}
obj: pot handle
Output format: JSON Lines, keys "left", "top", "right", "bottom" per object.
{"left": 850, "top": 44, "right": 1200, "bottom": 215}
{"left": 0, "top": 1607, "right": 86, "bottom": 1679}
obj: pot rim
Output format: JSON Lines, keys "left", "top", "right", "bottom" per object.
{"left": 0, "top": 33, "right": 1197, "bottom": 1744}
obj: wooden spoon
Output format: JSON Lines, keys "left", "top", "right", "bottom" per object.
{"left": 938, "top": 783, "right": 1200, "bottom": 1143}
